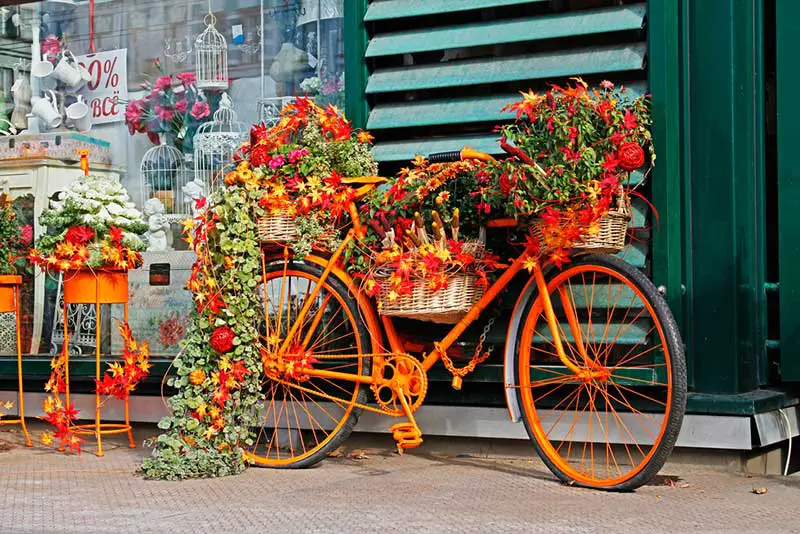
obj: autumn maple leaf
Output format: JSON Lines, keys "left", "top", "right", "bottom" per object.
{"left": 623, "top": 110, "right": 638, "bottom": 130}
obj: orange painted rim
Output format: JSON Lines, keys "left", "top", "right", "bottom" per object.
{"left": 245, "top": 267, "right": 365, "bottom": 466}
{"left": 63, "top": 269, "right": 129, "bottom": 304}
{"left": 517, "top": 264, "right": 673, "bottom": 487}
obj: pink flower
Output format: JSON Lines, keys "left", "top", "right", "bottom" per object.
{"left": 600, "top": 80, "right": 615, "bottom": 90}
{"left": 175, "top": 99, "right": 188, "bottom": 113}
{"left": 41, "top": 35, "right": 61, "bottom": 59}
{"left": 287, "top": 148, "right": 309, "bottom": 163}
{"left": 190, "top": 101, "right": 210, "bottom": 120}
{"left": 155, "top": 105, "right": 174, "bottom": 121}
{"left": 176, "top": 72, "right": 197, "bottom": 87}
{"left": 20, "top": 225, "right": 33, "bottom": 245}
{"left": 268, "top": 155, "right": 286, "bottom": 169}
{"left": 153, "top": 76, "right": 173, "bottom": 92}
{"left": 125, "top": 100, "right": 143, "bottom": 124}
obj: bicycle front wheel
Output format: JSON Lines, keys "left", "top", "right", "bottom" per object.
{"left": 515, "top": 254, "right": 686, "bottom": 491}
{"left": 246, "top": 261, "right": 372, "bottom": 468}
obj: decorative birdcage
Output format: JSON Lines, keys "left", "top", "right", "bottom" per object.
{"left": 257, "top": 96, "right": 295, "bottom": 127}
{"left": 139, "top": 138, "right": 189, "bottom": 220}
{"left": 194, "top": 10, "right": 228, "bottom": 90}
{"left": 193, "top": 93, "right": 248, "bottom": 197}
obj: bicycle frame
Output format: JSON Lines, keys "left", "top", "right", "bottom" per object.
{"left": 265, "top": 219, "right": 601, "bottom": 401}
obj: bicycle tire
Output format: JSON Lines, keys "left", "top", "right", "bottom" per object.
{"left": 246, "top": 261, "right": 372, "bottom": 468}
{"left": 514, "top": 254, "right": 687, "bottom": 491}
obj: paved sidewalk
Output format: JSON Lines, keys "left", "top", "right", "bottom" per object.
{"left": 1, "top": 424, "right": 799, "bottom": 534}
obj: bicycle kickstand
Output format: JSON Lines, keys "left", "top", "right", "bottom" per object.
{"left": 389, "top": 388, "right": 423, "bottom": 455}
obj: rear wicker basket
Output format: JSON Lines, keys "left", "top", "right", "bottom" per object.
{"left": 532, "top": 193, "right": 631, "bottom": 255}
{"left": 376, "top": 272, "right": 484, "bottom": 324}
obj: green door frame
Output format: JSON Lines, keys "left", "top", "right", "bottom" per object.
{"left": 776, "top": 0, "right": 800, "bottom": 381}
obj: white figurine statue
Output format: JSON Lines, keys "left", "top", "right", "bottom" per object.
{"left": 143, "top": 197, "right": 171, "bottom": 252}
{"left": 181, "top": 177, "right": 205, "bottom": 217}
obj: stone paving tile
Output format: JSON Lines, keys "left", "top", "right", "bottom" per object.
{"left": 1, "top": 426, "right": 799, "bottom": 534}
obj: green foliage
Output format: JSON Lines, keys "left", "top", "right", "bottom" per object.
{"left": 0, "top": 194, "right": 24, "bottom": 275}
{"left": 141, "top": 183, "right": 264, "bottom": 480}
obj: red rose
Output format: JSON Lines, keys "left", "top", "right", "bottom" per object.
{"left": 210, "top": 326, "right": 235, "bottom": 354}
{"left": 618, "top": 142, "right": 645, "bottom": 171}
{"left": 249, "top": 143, "right": 272, "bottom": 167}
{"left": 64, "top": 225, "right": 95, "bottom": 245}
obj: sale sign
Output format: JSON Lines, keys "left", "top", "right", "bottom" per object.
{"left": 75, "top": 49, "right": 128, "bottom": 125}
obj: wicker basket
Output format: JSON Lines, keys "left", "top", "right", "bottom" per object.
{"left": 257, "top": 212, "right": 336, "bottom": 247}
{"left": 532, "top": 194, "right": 631, "bottom": 255}
{"left": 376, "top": 271, "right": 484, "bottom": 324}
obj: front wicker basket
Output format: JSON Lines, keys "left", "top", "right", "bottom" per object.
{"left": 376, "top": 272, "right": 484, "bottom": 324}
{"left": 532, "top": 194, "right": 631, "bottom": 255}
{"left": 257, "top": 212, "right": 336, "bottom": 247}
{"left": 257, "top": 212, "right": 298, "bottom": 244}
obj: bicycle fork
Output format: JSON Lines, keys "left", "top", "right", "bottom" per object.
{"left": 531, "top": 261, "right": 607, "bottom": 380}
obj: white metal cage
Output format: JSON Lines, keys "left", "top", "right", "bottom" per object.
{"left": 195, "top": 13, "right": 228, "bottom": 91}
{"left": 139, "top": 140, "right": 189, "bottom": 219}
{"left": 193, "top": 94, "right": 248, "bottom": 197}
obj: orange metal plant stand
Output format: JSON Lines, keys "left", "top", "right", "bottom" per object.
{"left": 61, "top": 269, "right": 135, "bottom": 456}
{"left": 0, "top": 274, "right": 32, "bottom": 446}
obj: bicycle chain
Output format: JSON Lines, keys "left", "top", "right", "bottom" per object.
{"left": 437, "top": 317, "right": 496, "bottom": 386}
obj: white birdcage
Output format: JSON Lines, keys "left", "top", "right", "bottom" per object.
{"left": 257, "top": 96, "right": 296, "bottom": 127}
{"left": 195, "top": 11, "right": 228, "bottom": 90}
{"left": 193, "top": 93, "right": 248, "bottom": 196}
{"left": 139, "top": 137, "right": 189, "bottom": 220}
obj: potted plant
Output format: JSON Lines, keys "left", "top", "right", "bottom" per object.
{"left": 29, "top": 173, "right": 147, "bottom": 302}
{"left": 0, "top": 192, "right": 26, "bottom": 313}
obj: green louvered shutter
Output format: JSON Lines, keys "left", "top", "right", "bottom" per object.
{"left": 347, "top": 1, "right": 654, "bottom": 389}
{"left": 354, "top": 0, "right": 650, "bottom": 270}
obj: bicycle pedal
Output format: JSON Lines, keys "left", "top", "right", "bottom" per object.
{"left": 390, "top": 422, "right": 423, "bottom": 452}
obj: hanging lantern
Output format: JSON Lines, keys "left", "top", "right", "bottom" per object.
{"left": 139, "top": 137, "right": 189, "bottom": 219}
{"left": 193, "top": 93, "right": 247, "bottom": 197}
{"left": 195, "top": 11, "right": 228, "bottom": 91}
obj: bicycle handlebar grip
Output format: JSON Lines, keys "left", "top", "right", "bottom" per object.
{"left": 427, "top": 151, "right": 462, "bottom": 163}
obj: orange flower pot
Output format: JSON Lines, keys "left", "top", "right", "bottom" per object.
{"left": 63, "top": 269, "right": 129, "bottom": 305}
{"left": 0, "top": 274, "right": 21, "bottom": 313}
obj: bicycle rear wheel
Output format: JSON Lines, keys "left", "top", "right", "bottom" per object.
{"left": 246, "top": 261, "right": 372, "bottom": 468}
{"left": 515, "top": 254, "right": 686, "bottom": 491}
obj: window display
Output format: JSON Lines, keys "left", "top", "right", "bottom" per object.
{"left": 0, "top": 0, "right": 346, "bottom": 357}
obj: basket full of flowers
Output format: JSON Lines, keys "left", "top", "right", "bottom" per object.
{"left": 230, "top": 98, "right": 377, "bottom": 256}
{"left": 483, "top": 78, "right": 654, "bottom": 260}
{"left": 355, "top": 157, "right": 501, "bottom": 324}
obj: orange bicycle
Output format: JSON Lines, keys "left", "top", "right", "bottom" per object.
{"left": 246, "top": 148, "right": 687, "bottom": 491}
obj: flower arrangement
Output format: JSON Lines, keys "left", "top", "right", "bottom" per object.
{"left": 352, "top": 157, "right": 502, "bottom": 306}
{"left": 0, "top": 193, "right": 27, "bottom": 275}
{"left": 41, "top": 322, "right": 149, "bottom": 453}
{"left": 299, "top": 73, "right": 345, "bottom": 109}
{"left": 230, "top": 97, "right": 377, "bottom": 256}
{"left": 143, "top": 172, "right": 264, "bottom": 480}
{"left": 95, "top": 322, "right": 151, "bottom": 400}
{"left": 468, "top": 78, "right": 654, "bottom": 265}
{"left": 29, "top": 174, "right": 147, "bottom": 272}
{"left": 124, "top": 59, "right": 213, "bottom": 153}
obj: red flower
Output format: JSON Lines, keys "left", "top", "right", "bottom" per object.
{"left": 250, "top": 123, "right": 269, "bottom": 146}
{"left": 623, "top": 110, "right": 638, "bottom": 130}
{"left": 65, "top": 226, "right": 95, "bottom": 245}
{"left": 108, "top": 225, "right": 124, "bottom": 244}
{"left": 618, "top": 142, "right": 645, "bottom": 171}
{"left": 210, "top": 326, "right": 235, "bottom": 354}
{"left": 249, "top": 143, "right": 271, "bottom": 167}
